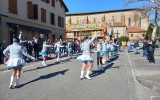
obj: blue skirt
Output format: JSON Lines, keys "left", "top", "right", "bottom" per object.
{"left": 55, "top": 50, "right": 60, "bottom": 53}
{"left": 40, "top": 51, "right": 48, "bottom": 56}
{"left": 68, "top": 48, "right": 72, "bottom": 52}
{"left": 110, "top": 47, "right": 115, "bottom": 52}
{"left": 102, "top": 50, "right": 109, "bottom": 54}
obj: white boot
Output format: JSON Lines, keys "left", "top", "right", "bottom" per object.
{"left": 102, "top": 59, "right": 106, "bottom": 64}
{"left": 14, "top": 77, "right": 20, "bottom": 87}
{"left": 85, "top": 71, "right": 92, "bottom": 80}
{"left": 42, "top": 61, "right": 47, "bottom": 66}
{"left": 9, "top": 76, "right": 15, "bottom": 89}
{"left": 80, "top": 71, "right": 84, "bottom": 80}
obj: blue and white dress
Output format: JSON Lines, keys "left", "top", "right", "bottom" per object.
{"left": 77, "top": 33, "right": 97, "bottom": 62}
{"left": 54, "top": 43, "right": 63, "bottom": 53}
{"left": 40, "top": 42, "right": 53, "bottom": 56}
{"left": 3, "top": 42, "right": 34, "bottom": 69}
{"left": 97, "top": 43, "right": 103, "bottom": 58}
{"left": 67, "top": 42, "right": 73, "bottom": 52}
{"left": 102, "top": 42, "right": 109, "bottom": 55}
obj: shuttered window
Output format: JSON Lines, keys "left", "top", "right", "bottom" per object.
{"left": 52, "top": 0, "right": 55, "bottom": 7}
{"left": 8, "top": 0, "right": 18, "bottom": 14}
{"left": 46, "top": 0, "right": 50, "bottom": 3}
{"left": 33, "top": 4, "right": 38, "bottom": 19}
{"left": 62, "top": 18, "right": 64, "bottom": 28}
{"left": 58, "top": 16, "right": 64, "bottom": 28}
{"left": 27, "top": 1, "right": 34, "bottom": 19}
{"left": 51, "top": 13, "right": 55, "bottom": 25}
{"left": 41, "top": 8, "right": 46, "bottom": 23}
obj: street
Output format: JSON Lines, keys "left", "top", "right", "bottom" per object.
{"left": 0, "top": 49, "right": 160, "bottom": 100}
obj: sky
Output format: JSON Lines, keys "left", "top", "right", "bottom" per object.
{"left": 63, "top": 0, "right": 148, "bottom": 13}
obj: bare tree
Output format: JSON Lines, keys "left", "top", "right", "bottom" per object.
{"left": 125, "top": 0, "right": 160, "bottom": 40}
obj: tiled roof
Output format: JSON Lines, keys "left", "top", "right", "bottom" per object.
{"left": 127, "top": 26, "right": 146, "bottom": 33}
{"left": 110, "top": 22, "right": 126, "bottom": 27}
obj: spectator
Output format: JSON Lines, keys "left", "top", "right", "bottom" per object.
{"left": 33, "top": 39, "right": 40, "bottom": 60}
{"left": 127, "top": 40, "right": 131, "bottom": 53}
{"left": 0, "top": 44, "right": 3, "bottom": 63}
{"left": 134, "top": 41, "right": 139, "bottom": 54}
{"left": 142, "top": 40, "right": 148, "bottom": 57}
{"left": 147, "top": 39, "right": 155, "bottom": 63}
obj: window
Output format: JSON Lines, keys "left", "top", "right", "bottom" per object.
{"left": 27, "top": 1, "right": 33, "bottom": 19}
{"left": 58, "top": 16, "right": 64, "bottom": 28}
{"left": 128, "top": 17, "right": 131, "bottom": 26}
{"left": 58, "top": 16, "right": 61, "bottom": 27}
{"left": 33, "top": 4, "right": 38, "bottom": 19}
{"left": 41, "top": 8, "right": 46, "bottom": 23}
{"left": 131, "top": 34, "right": 133, "bottom": 37}
{"left": 52, "top": 0, "right": 55, "bottom": 7}
{"left": 142, "top": 34, "right": 145, "bottom": 37}
{"left": 8, "top": 0, "right": 18, "bottom": 14}
{"left": 62, "top": 18, "right": 64, "bottom": 28}
{"left": 27, "top": 2, "right": 38, "bottom": 20}
{"left": 46, "top": 0, "right": 50, "bottom": 3}
{"left": 50, "top": 13, "right": 55, "bottom": 25}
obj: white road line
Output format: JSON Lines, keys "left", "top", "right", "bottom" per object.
{"left": 151, "top": 96, "right": 160, "bottom": 100}
{"left": 126, "top": 50, "right": 136, "bottom": 81}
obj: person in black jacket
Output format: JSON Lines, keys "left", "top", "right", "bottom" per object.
{"left": 147, "top": 39, "right": 155, "bottom": 63}
{"left": 33, "top": 39, "right": 39, "bottom": 60}
{"left": 142, "top": 40, "right": 148, "bottom": 57}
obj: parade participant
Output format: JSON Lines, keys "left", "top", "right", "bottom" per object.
{"left": 40, "top": 41, "right": 53, "bottom": 66}
{"left": 77, "top": 33, "right": 97, "bottom": 80}
{"left": 102, "top": 39, "right": 109, "bottom": 64}
{"left": 3, "top": 37, "right": 35, "bottom": 89}
{"left": 110, "top": 40, "right": 116, "bottom": 59}
{"left": 97, "top": 40, "right": 104, "bottom": 71}
{"left": 54, "top": 40, "right": 64, "bottom": 62}
{"left": 127, "top": 40, "right": 131, "bottom": 53}
{"left": 67, "top": 39, "right": 73, "bottom": 60}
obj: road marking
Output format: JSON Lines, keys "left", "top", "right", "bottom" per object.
{"left": 126, "top": 50, "right": 136, "bottom": 81}
{"left": 151, "top": 96, "right": 160, "bottom": 100}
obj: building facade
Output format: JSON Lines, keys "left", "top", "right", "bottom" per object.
{"left": 0, "top": 0, "right": 68, "bottom": 47}
{"left": 66, "top": 8, "right": 149, "bottom": 40}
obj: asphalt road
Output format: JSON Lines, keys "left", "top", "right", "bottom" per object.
{"left": 0, "top": 50, "right": 159, "bottom": 100}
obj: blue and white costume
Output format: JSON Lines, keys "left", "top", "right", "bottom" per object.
{"left": 97, "top": 43, "right": 103, "bottom": 58}
{"left": 110, "top": 41, "right": 116, "bottom": 52}
{"left": 77, "top": 33, "right": 97, "bottom": 62}
{"left": 3, "top": 42, "right": 34, "bottom": 69}
{"left": 40, "top": 42, "right": 53, "bottom": 56}
{"left": 54, "top": 43, "right": 63, "bottom": 53}
{"left": 67, "top": 42, "right": 73, "bottom": 52}
{"left": 102, "top": 42, "right": 109, "bottom": 55}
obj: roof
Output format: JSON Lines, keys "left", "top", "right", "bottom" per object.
{"left": 127, "top": 26, "right": 146, "bottom": 33}
{"left": 66, "top": 8, "right": 143, "bottom": 16}
{"left": 110, "top": 22, "right": 126, "bottom": 27}
{"left": 59, "top": 0, "right": 69, "bottom": 12}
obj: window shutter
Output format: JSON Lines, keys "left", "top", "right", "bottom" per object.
{"left": 27, "top": 1, "right": 33, "bottom": 19}
{"left": 8, "top": 0, "right": 13, "bottom": 13}
{"left": 52, "top": 0, "right": 55, "bottom": 7}
{"left": 46, "top": 0, "right": 50, "bottom": 3}
{"left": 33, "top": 4, "right": 38, "bottom": 19}
{"left": 44, "top": 9, "right": 46, "bottom": 22}
{"left": 13, "top": 0, "right": 18, "bottom": 14}
{"left": 41, "top": 8, "right": 44, "bottom": 22}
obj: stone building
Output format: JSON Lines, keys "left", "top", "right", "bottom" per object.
{"left": 0, "top": 0, "right": 68, "bottom": 47}
{"left": 66, "top": 8, "right": 149, "bottom": 40}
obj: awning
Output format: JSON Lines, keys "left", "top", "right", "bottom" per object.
{"left": 7, "top": 22, "right": 51, "bottom": 33}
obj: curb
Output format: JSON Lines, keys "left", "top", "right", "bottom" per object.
{"left": 136, "top": 76, "right": 160, "bottom": 92}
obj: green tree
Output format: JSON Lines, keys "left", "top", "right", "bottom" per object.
{"left": 146, "top": 24, "right": 153, "bottom": 36}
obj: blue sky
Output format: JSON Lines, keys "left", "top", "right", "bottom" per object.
{"left": 63, "top": 0, "right": 148, "bottom": 13}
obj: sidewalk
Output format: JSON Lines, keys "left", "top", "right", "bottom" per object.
{"left": 129, "top": 48, "right": 160, "bottom": 92}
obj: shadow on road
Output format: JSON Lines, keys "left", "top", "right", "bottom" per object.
{"left": 90, "top": 63, "right": 116, "bottom": 78}
{"left": 23, "top": 59, "right": 71, "bottom": 73}
{"left": 19, "top": 69, "right": 69, "bottom": 88}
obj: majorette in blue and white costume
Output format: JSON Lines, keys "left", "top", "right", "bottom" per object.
{"left": 54, "top": 42, "right": 64, "bottom": 61}
{"left": 67, "top": 40, "right": 73, "bottom": 59}
{"left": 40, "top": 41, "right": 53, "bottom": 66}
{"left": 109, "top": 41, "right": 118, "bottom": 58}
{"left": 97, "top": 42, "right": 103, "bottom": 59}
{"left": 77, "top": 34, "right": 97, "bottom": 62}
{"left": 77, "top": 33, "right": 97, "bottom": 80}
{"left": 3, "top": 37, "right": 35, "bottom": 89}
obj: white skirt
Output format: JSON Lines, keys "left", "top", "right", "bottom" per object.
{"left": 6, "top": 58, "right": 25, "bottom": 69}
{"left": 76, "top": 55, "right": 94, "bottom": 62}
